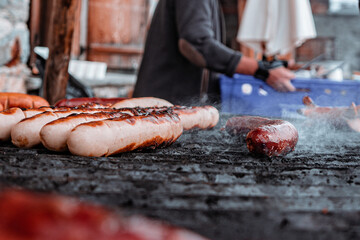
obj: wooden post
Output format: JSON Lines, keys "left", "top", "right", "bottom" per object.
{"left": 29, "top": 0, "right": 40, "bottom": 68}
{"left": 43, "top": 0, "right": 79, "bottom": 105}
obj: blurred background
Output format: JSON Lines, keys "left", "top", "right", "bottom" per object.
{"left": 0, "top": 0, "right": 360, "bottom": 98}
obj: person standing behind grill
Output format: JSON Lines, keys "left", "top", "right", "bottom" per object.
{"left": 132, "top": 0, "right": 296, "bottom": 105}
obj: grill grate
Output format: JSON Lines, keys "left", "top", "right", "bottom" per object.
{"left": 1, "top": 117, "right": 360, "bottom": 240}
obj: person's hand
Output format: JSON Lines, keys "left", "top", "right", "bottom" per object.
{"left": 266, "top": 67, "right": 296, "bottom": 92}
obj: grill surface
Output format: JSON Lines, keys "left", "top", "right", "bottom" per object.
{"left": 1, "top": 115, "right": 360, "bottom": 239}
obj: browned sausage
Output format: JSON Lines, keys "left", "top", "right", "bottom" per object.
{"left": 111, "top": 97, "right": 173, "bottom": 108}
{"left": 67, "top": 111, "right": 183, "bottom": 157}
{"left": 0, "top": 106, "right": 56, "bottom": 141}
{"left": 11, "top": 107, "right": 126, "bottom": 148}
{"left": 225, "top": 116, "right": 299, "bottom": 157}
{"left": 0, "top": 92, "right": 49, "bottom": 109}
{"left": 54, "top": 97, "right": 126, "bottom": 107}
{"left": 133, "top": 105, "right": 219, "bottom": 130}
{"left": 40, "top": 111, "right": 135, "bottom": 152}
{"left": 246, "top": 119, "right": 299, "bottom": 157}
{"left": 225, "top": 116, "right": 272, "bottom": 136}
{"left": 0, "top": 104, "right": 114, "bottom": 142}
{"left": 11, "top": 105, "right": 155, "bottom": 149}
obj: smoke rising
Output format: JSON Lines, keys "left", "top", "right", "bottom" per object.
{"left": 291, "top": 118, "right": 359, "bottom": 155}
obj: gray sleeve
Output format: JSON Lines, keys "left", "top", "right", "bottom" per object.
{"left": 175, "top": 0, "right": 242, "bottom": 76}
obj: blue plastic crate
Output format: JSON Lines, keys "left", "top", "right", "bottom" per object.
{"left": 220, "top": 74, "right": 360, "bottom": 118}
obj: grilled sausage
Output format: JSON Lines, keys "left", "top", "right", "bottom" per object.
{"left": 246, "top": 119, "right": 298, "bottom": 157}
{"left": 132, "top": 105, "right": 219, "bottom": 130}
{"left": 111, "top": 97, "right": 173, "bottom": 108}
{"left": 225, "top": 116, "right": 298, "bottom": 157}
{"left": 40, "top": 110, "right": 135, "bottom": 152}
{"left": 225, "top": 116, "right": 270, "bottom": 136}
{"left": 0, "top": 92, "right": 49, "bottom": 109}
{"left": 54, "top": 97, "right": 126, "bottom": 107}
{"left": 298, "top": 96, "right": 359, "bottom": 129}
{"left": 0, "top": 102, "right": 112, "bottom": 141}
{"left": 11, "top": 108, "right": 120, "bottom": 148}
{"left": 0, "top": 107, "right": 56, "bottom": 141}
{"left": 0, "top": 108, "right": 24, "bottom": 141}
{"left": 173, "top": 106, "right": 219, "bottom": 130}
{"left": 67, "top": 111, "right": 183, "bottom": 157}
{"left": 0, "top": 104, "right": 113, "bottom": 142}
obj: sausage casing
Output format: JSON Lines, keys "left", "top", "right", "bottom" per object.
{"left": 0, "top": 107, "right": 55, "bottom": 141}
{"left": 111, "top": 97, "right": 173, "bottom": 108}
{"left": 246, "top": 119, "right": 298, "bottom": 157}
{"left": 11, "top": 108, "right": 122, "bottom": 148}
{"left": 40, "top": 111, "right": 133, "bottom": 152}
{"left": 54, "top": 97, "right": 126, "bottom": 107}
{"left": 67, "top": 111, "right": 183, "bottom": 157}
{"left": 225, "top": 116, "right": 299, "bottom": 157}
{"left": 0, "top": 92, "right": 49, "bottom": 109}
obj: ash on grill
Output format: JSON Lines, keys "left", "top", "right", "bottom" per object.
{"left": 1, "top": 116, "right": 360, "bottom": 240}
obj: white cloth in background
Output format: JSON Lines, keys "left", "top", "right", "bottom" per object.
{"left": 237, "top": 0, "right": 317, "bottom": 56}
{"left": 148, "top": 0, "right": 159, "bottom": 21}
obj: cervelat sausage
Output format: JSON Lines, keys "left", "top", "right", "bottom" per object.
{"left": 0, "top": 92, "right": 49, "bottom": 109}
{"left": 11, "top": 107, "right": 123, "bottom": 148}
{"left": 225, "top": 116, "right": 271, "bottom": 136}
{"left": 225, "top": 116, "right": 298, "bottom": 157}
{"left": 67, "top": 111, "right": 183, "bottom": 157}
{"left": 111, "top": 97, "right": 173, "bottom": 108}
{"left": 40, "top": 110, "right": 135, "bottom": 152}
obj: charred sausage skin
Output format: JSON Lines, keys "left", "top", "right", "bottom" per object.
{"left": 67, "top": 110, "right": 183, "bottom": 157}
{"left": 54, "top": 97, "right": 126, "bottom": 107}
{"left": 40, "top": 111, "right": 134, "bottom": 152}
{"left": 111, "top": 97, "right": 174, "bottom": 108}
{"left": 11, "top": 107, "right": 128, "bottom": 148}
{"left": 56, "top": 97, "right": 174, "bottom": 108}
{"left": 225, "top": 116, "right": 299, "bottom": 157}
{"left": 41, "top": 106, "right": 218, "bottom": 153}
{"left": 137, "top": 105, "right": 220, "bottom": 130}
